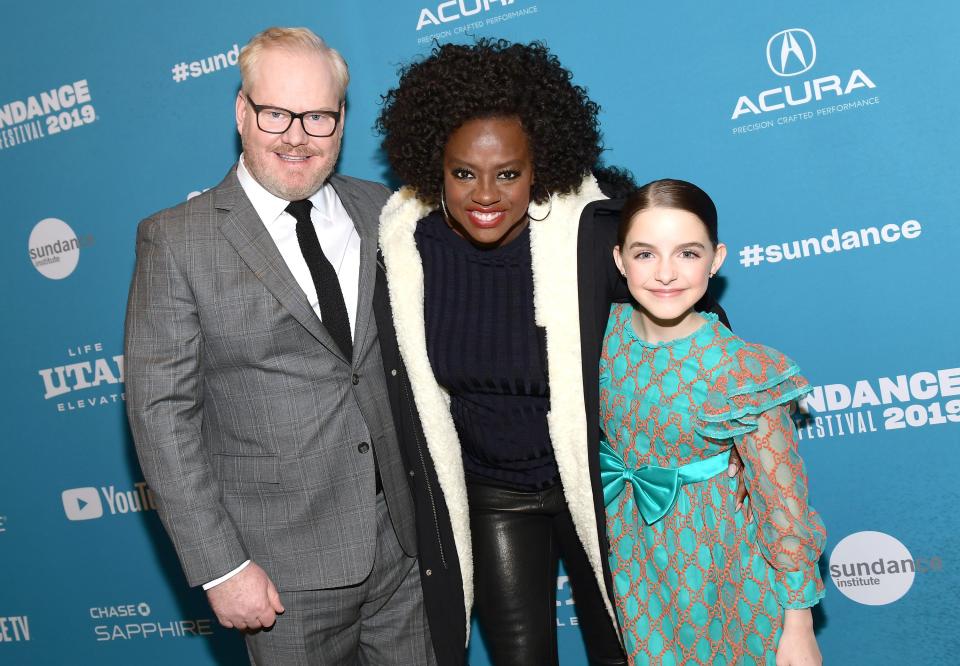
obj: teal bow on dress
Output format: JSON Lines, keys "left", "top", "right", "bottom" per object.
{"left": 599, "top": 439, "right": 731, "bottom": 525}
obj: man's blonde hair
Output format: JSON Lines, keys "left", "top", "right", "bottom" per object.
{"left": 239, "top": 27, "right": 350, "bottom": 101}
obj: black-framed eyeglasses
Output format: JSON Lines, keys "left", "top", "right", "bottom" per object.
{"left": 245, "top": 93, "right": 341, "bottom": 137}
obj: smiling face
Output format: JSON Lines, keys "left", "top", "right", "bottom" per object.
{"left": 441, "top": 116, "right": 534, "bottom": 249}
{"left": 614, "top": 206, "right": 726, "bottom": 338}
{"left": 236, "top": 47, "right": 344, "bottom": 201}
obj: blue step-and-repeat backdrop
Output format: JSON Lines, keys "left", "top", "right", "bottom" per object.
{"left": 2, "top": 1, "right": 957, "bottom": 664}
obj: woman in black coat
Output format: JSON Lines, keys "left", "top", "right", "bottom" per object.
{"left": 372, "top": 39, "right": 732, "bottom": 665}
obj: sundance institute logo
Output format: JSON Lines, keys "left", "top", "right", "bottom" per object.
{"left": 829, "top": 531, "right": 915, "bottom": 605}
{"left": 28, "top": 218, "right": 94, "bottom": 279}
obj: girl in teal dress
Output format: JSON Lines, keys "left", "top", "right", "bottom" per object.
{"left": 600, "top": 179, "right": 825, "bottom": 665}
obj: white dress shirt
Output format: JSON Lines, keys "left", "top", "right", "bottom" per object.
{"left": 237, "top": 154, "right": 361, "bottom": 335}
{"left": 203, "top": 156, "right": 361, "bottom": 590}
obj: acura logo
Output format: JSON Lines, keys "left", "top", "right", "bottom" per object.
{"left": 766, "top": 28, "right": 816, "bottom": 77}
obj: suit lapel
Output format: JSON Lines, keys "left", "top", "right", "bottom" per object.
{"left": 214, "top": 167, "right": 350, "bottom": 363}
{"left": 330, "top": 174, "right": 376, "bottom": 361}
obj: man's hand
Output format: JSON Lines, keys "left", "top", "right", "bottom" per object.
{"left": 727, "top": 447, "right": 752, "bottom": 522}
{"left": 206, "top": 561, "right": 285, "bottom": 631}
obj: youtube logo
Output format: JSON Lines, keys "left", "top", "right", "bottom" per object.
{"left": 60, "top": 482, "right": 156, "bottom": 522}
{"left": 62, "top": 487, "right": 104, "bottom": 521}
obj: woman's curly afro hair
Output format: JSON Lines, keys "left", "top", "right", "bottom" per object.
{"left": 376, "top": 38, "right": 602, "bottom": 206}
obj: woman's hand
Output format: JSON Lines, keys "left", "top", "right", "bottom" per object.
{"left": 776, "top": 608, "right": 822, "bottom": 666}
{"left": 726, "top": 447, "right": 752, "bottom": 522}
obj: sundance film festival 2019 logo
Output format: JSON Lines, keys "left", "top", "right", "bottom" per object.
{"left": 38, "top": 341, "right": 124, "bottom": 413}
{"left": 797, "top": 366, "right": 960, "bottom": 441}
{"left": 731, "top": 28, "right": 879, "bottom": 134}
{"left": 89, "top": 600, "right": 215, "bottom": 642}
{"left": 0, "top": 79, "right": 98, "bottom": 151}
{"left": 415, "top": 0, "right": 539, "bottom": 44}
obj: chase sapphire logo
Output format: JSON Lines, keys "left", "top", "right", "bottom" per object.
{"left": 766, "top": 28, "right": 816, "bottom": 77}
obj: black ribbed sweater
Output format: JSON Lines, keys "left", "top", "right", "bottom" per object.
{"left": 415, "top": 212, "right": 558, "bottom": 490}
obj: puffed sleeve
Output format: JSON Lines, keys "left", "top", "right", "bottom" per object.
{"left": 694, "top": 343, "right": 826, "bottom": 608}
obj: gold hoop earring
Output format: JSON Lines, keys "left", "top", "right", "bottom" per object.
{"left": 527, "top": 189, "right": 553, "bottom": 222}
{"left": 440, "top": 186, "right": 450, "bottom": 221}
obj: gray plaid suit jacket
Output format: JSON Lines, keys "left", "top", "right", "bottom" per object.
{"left": 125, "top": 166, "right": 416, "bottom": 591}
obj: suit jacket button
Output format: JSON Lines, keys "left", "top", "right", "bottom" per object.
{"left": 425, "top": 569, "right": 432, "bottom": 576}
{"left": 391, "top": 369, "right": 398, "bottom": 377}
{"left": 408, "top": 470, "right": 415, "bottom": 477}
{"left": 352, "top": 373, "right": 360, "bottom": 385}
{"left": 358, "top": 442, "right": 370, "bottom": 454}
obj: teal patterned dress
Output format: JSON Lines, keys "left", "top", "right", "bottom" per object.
{"left": 599, "top": 304, "right": 825, "bottom": 665}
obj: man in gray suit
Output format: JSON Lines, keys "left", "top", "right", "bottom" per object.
{"left": 125, "top": 27, "right": 435, "bottom": 665}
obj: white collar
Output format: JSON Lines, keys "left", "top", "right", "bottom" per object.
{"left": 237, "top": 154, "right": 337, "bottom": 226}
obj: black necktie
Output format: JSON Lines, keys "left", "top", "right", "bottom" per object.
{"left": 287, "top": 199, "right": 353, "bottom": 360}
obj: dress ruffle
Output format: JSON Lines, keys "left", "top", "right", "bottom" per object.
{"left": 694, "top": 343, "right": 812, "bottom": 440}
{"left": 769, "top": 566, "right": 826, "bottom": 610}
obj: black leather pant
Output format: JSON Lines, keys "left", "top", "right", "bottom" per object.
{"left": 468, "top": 479, "right": 626, "bottom": 666}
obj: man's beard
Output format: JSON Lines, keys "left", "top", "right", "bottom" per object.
{"left": 243, "top": 141, "right": 340, "bottom": 201}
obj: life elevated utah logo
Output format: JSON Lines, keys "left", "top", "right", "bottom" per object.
{"left": 37, "top": 341, "right": 124, "bottom": 414}
{"left": 730, "top": 28, "right": 879, "bottom": 134}
{"left": 555, "top": 575, "right": 579, "bottom": 630}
